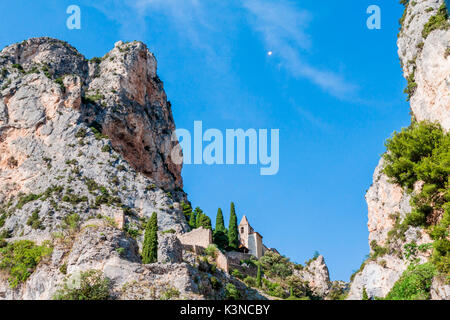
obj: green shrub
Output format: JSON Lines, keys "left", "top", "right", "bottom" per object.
{"left": 259, "top": 251, "right": 292, "bottom": 279}
{"left": 362, "top": 287, "right": 369, "bottom": 300}
{"left": 62, "top": 213, "right": 80, "bottom": 231}
{"left": 231, "top": 268, "right": 244, "bottom": 280}
{"left": 285, "top": 275, "right": 311, "bottom": 299}
{"left": 383, "top": 122, "right": 444, "bottom": 190}
{"left": 327, "top": 282, "right": 347, "bottom": 300}
{"left": 54, "top": 77, "right": 65, "bottom": 91}
{"left": 53, "top": 270, "right": 111, "bottom": 300}
{"left": 210, "top": 276, "right": 222, "bottom": 289}
{"left": 59, "top": 263, "right": 67, "bottom": 275}
{"left": 115, "top": 247, "right": 126, "bottom": 257}
{"left": 160, "top": 287, "right": 180, "bottom": 300}
{"left": 11, "top": 63, "right": 24, "bottom": 73}
{"left": 370, "top": 240, "right": 388, "bottom": 259}
{"left": 90, "top": 126, "right": 108, "bottom": 140}
{"left": 26, "top": 209, "right": 43, "bottom": 230}
{"left": 243, "top": 276, "right": 257, "bottom": 288}
{"left": 404, "top": 71, "right": 417, "bottom": 101}
{"left": 75, "top": 128, "right": 87, "bottom": 138}
{"left": 385, "top": 263, "right": 436, "bottom": 300}
{"left": 0, "top": 240, "right": 53, "bottom": 288}
{"left": 0, "top": 213, "right": 6, "bottom": 228}
{"left": 204, "top": 244, "right": 218, "bottom": 259}
{"left": 262, "top": 278, "right": 286, "bottom": 298}
{"left": 225, "top": 283, "right": 240, "bottom": 300}
{"left": 101, "top": 145, "right": 111, "bottom": 153}
{"left": 422, "top": 3, "right": 449, "bottom": 39}
{"left": 383, "top": 122, "right": 449, "bottom": 275}
{"left": 16, "top": 193, "right": 41, "bottom": 209}
{"left": 82, "top": 94, "right": 104, "bottom": 105}
{"left": 431, "top": 238, "right": 450, "bottom": 275}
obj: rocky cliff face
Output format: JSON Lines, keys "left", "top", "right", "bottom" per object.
{"left": 0, "top": 37, "right": 195, "bottom": 299}
{"left": 0, "top": 38, "right": 188, "bottom": 235}
{"left": 348, "top": 0, "right": 449, "bottom": 300}
{"left": 0, "top": 37, "right": 273, "bottom": 300}
{"left": 397, "top": 0, "right": 450, "bottom": 130}
{"left": 295, "top": 255, "right": 332, "bottom": 297}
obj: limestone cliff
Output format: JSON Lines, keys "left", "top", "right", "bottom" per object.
{"left": 295, "top": 255, "right": 332, "bottom": 297}
{"left": 397, "top": 0, "right": 450, "bottom": 130}
{"left": 348, "top": 0, "right": 449, "bottom": 300}
{"left": 0, "top": 38, "right": 269, "bottom": 300}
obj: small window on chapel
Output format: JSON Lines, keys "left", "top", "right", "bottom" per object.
{"left": 241, "top": 227, "right": 244, "bottom": 233}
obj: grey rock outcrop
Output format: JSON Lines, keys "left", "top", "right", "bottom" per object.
{"left": 397, "top": 0, "right": 450, "bottom": 130}
{"left": 158, "top": 232, "right": 183, "bottom": 264}
{"left": 0, "top": 37, "right": 188, "bottom": 237}
{"left": 430, "top": 276, "right": 450, "bottom": 300}
{"left": 0, "top": 37, "right": 195, "bottom": 299}
{"left": 295, "top": 255, "right": 331, "bottom": 297}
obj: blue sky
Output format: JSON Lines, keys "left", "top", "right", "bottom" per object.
{"left": 0, "top": 0, "right": 411, "bottom": 281}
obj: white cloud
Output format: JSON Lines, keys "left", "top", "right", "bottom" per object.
{"left": 242, "top": 0, "right": 358, "bottom": 99}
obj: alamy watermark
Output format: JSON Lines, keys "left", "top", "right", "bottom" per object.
{"left": 66, "top": 5, "right": 81, "bottom": 30}
{"left": 367, "top": 5, "right": 381, "bottom": 30}
{"left": 171, "top": 121, "right": 279, "bottom": 176}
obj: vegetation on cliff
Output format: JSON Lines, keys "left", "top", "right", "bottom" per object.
{"left": 380, "top": 121, "right": 449, "bottom": 299}
{"left": 54, "top": 269, "right": 111, "bottom": 300}
{"left": 385, "top": 262, "right": 436, "bottom": 300}
{"left": 0, "top": 240, "right": 52, "bottom": 288}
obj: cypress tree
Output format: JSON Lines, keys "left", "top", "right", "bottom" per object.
{"left": 194, "top": 207, "right": 203, "bottom": 228}
{"left": 188, "top": 208, "right": 196, "bottom": 229}
{"left": 142, "top": 212, "right": 158, "bottom": 264}
{"left": 213, "top": 208, "right": 228, "bottom": 250}
{"left": 181, "top": 201, "right": 193, "bottom": 223}
{"left": 228, "top": 202, "right": 239, "bottom": 250}
{"left": 256, "top": 262, "right": 262, "bottom": 288}
{"left": 215, "top": 208, "right": 226, "bottom": 233}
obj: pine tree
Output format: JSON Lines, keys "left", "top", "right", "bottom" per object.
{"left": 228, "top": 202, "right": 239, "bottom": 250}
{"left": 142, "top": 212, "right": 158, "bottom": 264}
{"left": 197, "top": 213, "right": 212, "bottom": 229}
{"left": 213, "top": 208, "right": 228, "bottom": 250}
{"left": 256, "top": 262, "right": 262, "bottom": 288}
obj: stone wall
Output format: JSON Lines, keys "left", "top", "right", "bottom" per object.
{"left": 248, "top": 233, "right": 264, "bottom": 259}
{"left": 215, "top": 251, "right": 229, "bottom": 273}
{"left": 177, "top": 227, "right": 212, "bottom": 249}
{"left": 226, "top": 251, "right": 257, "bottom": 277}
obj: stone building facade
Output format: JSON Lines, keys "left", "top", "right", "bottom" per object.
{"left": 238, "top": 216, "right": 266, "bottom": 259}
{"left": 176, "top": 216, "right": 273, "bottom": 274}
